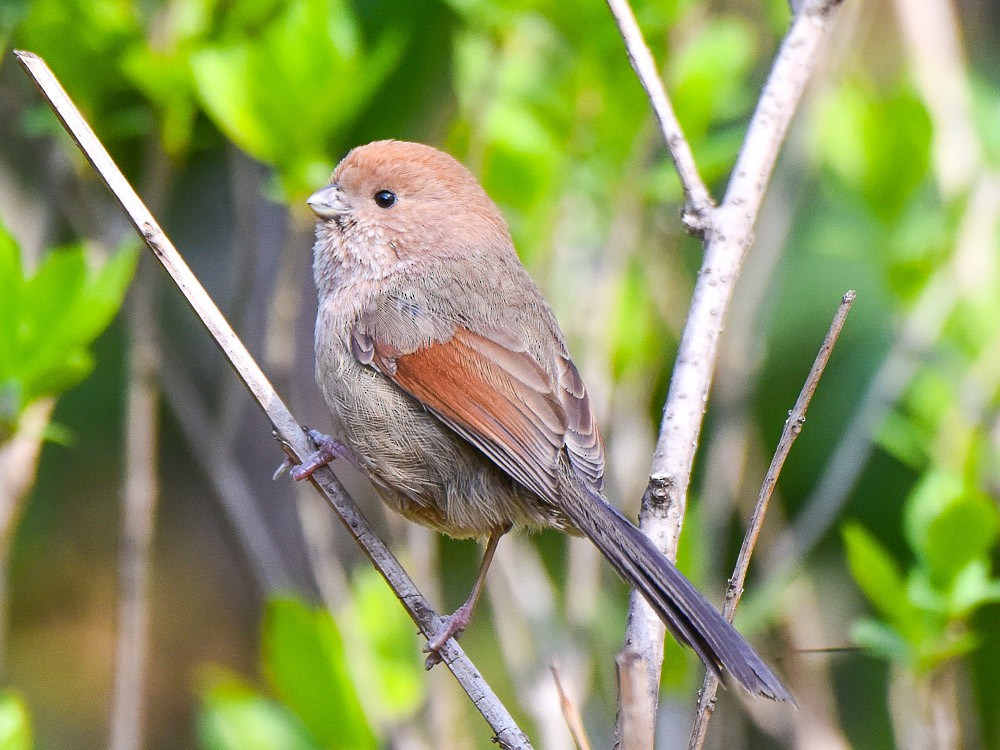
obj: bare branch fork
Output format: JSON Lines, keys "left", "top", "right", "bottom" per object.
{"left": 606, "top": 0, "right": 846, "bottom": 734}
{"left": 14, "top": 51, "right": 532, "bottom": 750}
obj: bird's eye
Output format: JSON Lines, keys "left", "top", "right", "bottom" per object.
{"left": 373, "top": 190, "right": 396, "bottom": 208}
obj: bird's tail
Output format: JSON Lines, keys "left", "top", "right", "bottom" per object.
{"left": 558, "top": 477, "right": 793, "bottom": 702}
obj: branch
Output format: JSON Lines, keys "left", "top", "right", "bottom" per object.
{"left": 892, "top": 0, "right": 980, "bottom": 197}
{"left": 0, "top": 396, "right": 54, "bottom": 664}
{"left": 605, "top": 0, "right": 714, "bottom": 226}
{"left": 769, "top": 171, "right": 1000, "bottom": 577}
{"left": 616, "top": 650, "right": 653, "bottom": 750}
{"left": 612, "top": 0, "right": 845, "bottom": 732}
{"left": 14, "top": 49, "right": 533, "bottom": 750}
{"left": 688, "top": 290, "right": 855, "bottom": 750}
{"left": 550, "top": 661, "right": 593, "bottom": 750}
{"left": 109, "top": 260, "right": 160, "bottom": 750}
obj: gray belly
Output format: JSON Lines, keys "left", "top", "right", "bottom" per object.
{"left": 315, "top": 338, "right": 567, "bottom": 538}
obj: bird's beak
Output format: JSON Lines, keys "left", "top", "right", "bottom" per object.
{"left": 307, "top": 185, "right": 348, "bottom": 219}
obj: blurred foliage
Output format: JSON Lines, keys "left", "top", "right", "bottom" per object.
{"left": 844, "top": 471, "right": 1000, "bottom": 672}
{"left": 814, "top": 83, "right": 933, "bottom": 224}
{"left": 0, "top": 692, "right": 32, "bottom": 750}
{"left": 16, "top": 0, "right": 149, "bottom": 147}
{"left": 0, "top": 220, "right": 137, "bottom": 442}
{"left": 344, "top": 567, "right": 424, "bottom": 722}
{"left": 261, "top": 596, "right": 375, "bottom": 748}
{"left": 198, "top": 594, "right": 396, "bottom": 750}
{"left": 198, "top": 675, "right": 321, "bottom": 750}
{"left": 191, "top": 0, "right": 405, "bottom": 198}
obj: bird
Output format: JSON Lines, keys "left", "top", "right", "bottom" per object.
{"left": 294, "top": 139, "right": 792, "bottom": 702}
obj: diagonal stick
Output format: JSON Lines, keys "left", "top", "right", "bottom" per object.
{"left": 688, "top": 290, "right": 855, "bottom": 750}
{"left": 605, "top": 0, "right": 714, "bottom": 226}
{"left": 14, "top": 49, "right": 533, "bottom": 750}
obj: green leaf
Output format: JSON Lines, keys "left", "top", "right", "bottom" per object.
{"left": 906, "top": 570, "right": 949, "bottom": 615}
{"left": 198, "top": 675, "right": 319, "bottom": 750}
{"left": 814, "top": 82, "right": 932, "bottom": 222}
{"left": 904, "top": 471, "right": 1000, "bottom": 591}
{"left": 924, "top": 494, "right": 999, "bottom": 590}
{"left": 15, "top": 245, "right": 90, "bottom": 395}
{"left": 70, "top": 243, "right": 139, "bottom": 345}
{"left": 13, "top": 243, "right": 135, "bottom": 403}
{"left": 842, "top": 523, "right": 921, "bottom": 640}
{"left": 904, "top": 471, "right": 964, "bottom": 560}
{"left": 190, "top": 46, "right": 272, "bottom": 160}
{"left": 945, "top": 296, "right": 999, "bottom": 359}
{"left": 41, "top": 420, "right": 74, "bottom": 447}
{"left": 915, "top": 629, "right": 979, "bottom": 673}
{"left": 902, "top": 370, "right": 955, "bottom": 443}
{"left": 0, "top": 691, "right": 32, "bottom": 750}
{"left": 0, "top": 221, "right": 25, "bottom": 385}
{"left": 861, "top": 90, "right": 932, "bottom": 221}
{"left": 670, "top": 18, "right": 756, "bottom": 144}
{"left": 349, "top": 567, "right": 423, "bottom": 720}
{"left": 262, "top": 597, "right": 376, "bottom": 749}
{"left": 192, "top": 0, "right": 406, "bottom": 198}
{"left": 21, "top": 245, "right": 88, "bottom": 357}
{"left": 23, "top": 352, "right": 96, "bottom": 404}
{"left": 851, "top": 619, "right": 911, "bottom": 662}
{"left": 876, "top": 410, "right": 930, "bottom": 469}
{"left": 948, "top": 561, "right": 1000, "bottom": 616}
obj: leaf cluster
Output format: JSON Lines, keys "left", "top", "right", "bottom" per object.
{"left": 843, "top": 471, "right": 1000, "bottom": 673}
{"left": 0, "top": 222, "right": 136, "bottom": 442}
{"left": 12, "top": 0, "right": 405, "bottom": 198}
{"left": 199, "top": 572, "right": 424, "bottom": 750}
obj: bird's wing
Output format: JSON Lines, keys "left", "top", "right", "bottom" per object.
{"left": 351, "top": 302, "right": 603, "bottom": 501}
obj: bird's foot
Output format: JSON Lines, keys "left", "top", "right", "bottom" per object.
{"left": 422, "top": 602, "right": 475, "bottom": 669}
{"left": 274, "top": 428, "right": 359, "bottom": 481}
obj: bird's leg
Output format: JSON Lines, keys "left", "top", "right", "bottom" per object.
{"left": 281, "top": 428, "right": 361, "bottom": 481}
{"left": 424, "top": 524, "right": 511, "bottom": 668}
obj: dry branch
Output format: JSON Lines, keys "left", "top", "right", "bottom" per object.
{"left": 605, "top": 0, "right": 713, "bottom": 225}
{"left": 688, "top": 290, "right": 855, "bottom": 750}
{"left": 608, "top": 0, "right": 845, "bottom": 737}
{"left": 109, "top": 262, "right": 160, "bottom": 750}
{"left": 14, "top": 49, "right": 532, "bottom": 750}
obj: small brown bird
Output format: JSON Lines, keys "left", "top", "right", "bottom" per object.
{"left": 297, "top": 140, "right": 791, "bottom": 701}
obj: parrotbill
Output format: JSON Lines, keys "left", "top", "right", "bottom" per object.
{"left": 296, "top": 139, "right": 791, "bottom": 701}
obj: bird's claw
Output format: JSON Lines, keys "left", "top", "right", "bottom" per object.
{"left": 272, "top": 457, "right": 294, "bottom": 481}
{"left": 273, "top": 428, "right": 360, "bottom": 482}
{"left": 422, "top": 605, "right": 474, "bottom": 669}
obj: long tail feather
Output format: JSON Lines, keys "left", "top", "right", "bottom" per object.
{"left": 559, "top": 477, "right": 793, "bottom": 702}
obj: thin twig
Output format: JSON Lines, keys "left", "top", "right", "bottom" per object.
{"left": 550, "top": 661, "right": 593, "bottom": 750}
{"left": 688, "top": 290, "right": 855, "bottom": 750}
{"left": 14, "top": 49, "right": 533, "bottom": 750}
{"left": 0, "top": 396, "right": 54, "bottom": 668}
{"left": 697, "top": 130, "right": 807, "bottom": 589}
{"left": 615, "top": 0, "right": 845, "bottom": 732}
{"left": 109, "top": 260, "right": 160, "bottom": 750}
{"left": 604, "top": 0, "right": 714, "bottom": 226}
{"left": 768, "top": 171, "right": 1000, "bottom": 577}
{"left": 892, "top": 0, "right": 979, "bottom": 197}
